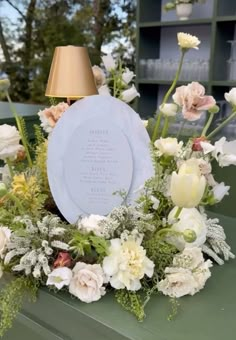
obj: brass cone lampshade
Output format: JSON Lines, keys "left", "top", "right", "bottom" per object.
{"left": 45, "top": 46, "right": 98, "bottom": 98}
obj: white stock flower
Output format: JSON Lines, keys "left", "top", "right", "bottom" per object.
{"left": 92, "top": 65, "right": 106, "bottom": 88}
{"left": 159, "top": 103, "right": 178, "bottom": 117}
{"left": 224, "top": 88, "right": 236, "bottom": 106}
{"left": 122, "top": 68, "right": 135, "bottom": 84}
{"left": 46, "top": 267, "right": 72, "bottom": 290}
{"left": 170, "top": 159, "right": 206, "bottom": 208}
{"left": 102, "top": 54, "right": 116, "bottom": 71}
{"left": 212, "top": 182, "right": 230, "bottom": 202}
{"left": 120, "top": 84, "right": 140, "bottom": 103}
{"left": 98, "top": 84, "right": 111, "bottom": 96}
{"left": 154, "top": 137, "right": 183, "bottom": 157}
{"left": 0, "top": 226, "right": 11, "bottom": 258}
{"left": 78, "top": 214, "right": 107, "bottom": 236}
{"left": 103, "top": 236, "right": 154, "bottom": 291}
{"left": 157, "top": 247, "right": 212, "bottom": 298}
{"left": 177, "top": 32, "right": 201, "bottom": 50}
{"left": 69, "top": 262, "right": 106, "bottom": 303}
{"left": 0, "top": 124, "right": 22, "bottom": 160}
{"left": 168, "top": 207, "right": 207, "bottom": 250}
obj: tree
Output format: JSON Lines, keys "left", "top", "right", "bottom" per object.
{"left": 0, "top": 0, "right": 136, "bottom": 103}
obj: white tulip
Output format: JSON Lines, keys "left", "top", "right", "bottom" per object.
{"left": 154, "top": 137, "right": 183, "bottom": 157}
{"left": 122, "top": 68, "right": 135, "bottom": 84}
{"left": 101, "top": 54, "right": 116, "bottom": 71}
{"left": 212, "top": 182, "right": 230, "bottom": 202}
{"left": 168, "top": 207, "right": 207, "bottom": 250}
{"left": 224, "top": 88, "right": 236, "bottom": 106}
{"left": 170, "top": 159, "right": 206, "bottom": 208}
{"left": 120, "top": 84, "right": 140, "bottom": 103}
{"left": 159, "top": 103, "right": 178, "bottom": 117}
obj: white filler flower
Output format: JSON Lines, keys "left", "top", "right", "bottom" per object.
{"left": 78, "top": 214, "right": 107, "bottom": 236}
{"left": 46, "top": 267, "right": 72, "bottom": 290}
{"left": 103, "top": 236, "right": 154, "bottom": 291}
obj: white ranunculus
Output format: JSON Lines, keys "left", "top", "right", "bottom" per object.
{"left": 0, "top": 226, "right": 11, "bottom": 258}
{"left": 157, "top": 267, "right": 197, "bottom": 298}
{"left": 69, "top": 262, "right": 106, "bottom": 303}
{"left": 46, "top": 267, "right": 72, "bottom": 290}
{"left": 102, "top": 54, "right": 116, "bottom": 71}
{"left": 0, "top": 124, "right": 21, "bottom": 160}
{"left": 157, "top": 247, "right": 212, "bottom": 298}
{"left": 78, "top": 214, "right": 107, "bottom": 236}
{"left": 224, "top": 88, "right": 236, "bottom": 106}
{"left": 120, "top": 84, "right": 140, "bottom": 103}
{"left": 154, "top": 137, "right": 183, "bottom": 157}
{"left": 159, "top": 103, "right": 178, "bottom": 117}
{"left": 122, "top": 68, "right": 135, "bottom": 84}
{"left": 170, "top": 159, "right": 206, "bottom": 208}
{"left": 103, "top": 236, "right": 154, "bottom": 291}
{"left": 168, "top": 207, "right": 207, "bottom": 250}
{"left": 98, "top": 84, "right": 111, "bottom": 96}
{"left": 177, "top": 32, "right": 201, "bottom": 50}
{"left": 92, "top": 65, "right": 106, "bottom": 88}
{"left": 212, "top": 182, "right": 230, "bottom": 202}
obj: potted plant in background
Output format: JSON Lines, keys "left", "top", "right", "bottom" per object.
{"left": 164, "top": 0, "right": 206, "bottom": 21}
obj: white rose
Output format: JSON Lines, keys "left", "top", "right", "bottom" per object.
{"left": 69, "top": 262, "right": 106, "bottom": 303}
{"left": 159, "top": 103, "right": 178, "bottom": 117}
{"left": 46, "top": 267, "right": 72, "bottom": 290}
{"left": 168, "top": 207, "right": 207, "bottom": 250}
{"left": 154, "top": 137, "right": 183, "bottom": 156}
{"left": 0, "top": 226, "right": 11, "bottom": 258}
{"left": 122, "top": 68, "right": 135, "bottom": 84}
{"left": 102, "top": 54, "right": 116, "bottom": 71}
{"left": 98, "top": 84, "right": 111, "bottom": 96}
{"left": 157, "top": 267, "right": 197, "bottom": 298}
{"left": 170, "top": 159, "right": 206, "bottom": 208}
{"left": 78, "top": 214, "right": 107, "bottom": 236}
{"left": 120, "top": 84, "right": 140, "bottom": 103}
{"left": 0, "top": 124, "right": 21, "bottom": 160}
{"left": 103, "top": 237, "right": 154, "bottom": 291}
{"left": 177, "top": 32, "right": 201, "bottom": 50}
{"left": 224, "top": 88, "right": 236, "bottom": 106}
{"left": 92, "top": 65, "right": 106, "bottom": 88}
{"left": 212, "top": 182, "right": 230, "bottom": 202}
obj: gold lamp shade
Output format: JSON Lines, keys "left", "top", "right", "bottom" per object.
{"left": 45, "top": 46, "right": 98, "bottom": 99}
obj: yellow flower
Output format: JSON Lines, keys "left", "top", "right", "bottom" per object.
{"left": 170, "top": 159, "right": 206, "bottom": 208}
{"left": 177, "top": 32, "right": 200, "bottom": 50}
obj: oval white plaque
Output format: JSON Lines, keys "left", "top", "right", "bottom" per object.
{"left": 47, "top": 95, "right": 154, "bottom": 223}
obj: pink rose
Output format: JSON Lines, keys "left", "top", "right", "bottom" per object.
{"left": 173, "top": 82, "right": 216, "bottom": 121}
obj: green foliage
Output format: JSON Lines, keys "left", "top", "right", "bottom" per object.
{"left": 0, "top": 276, "right": 38, "bottom": 337}
{"left": 115, "top": 290, "right": 145, "bottom": 322}
{"left": 144, "top": 236, "right": 177, "bottom": 280}
{"left": 69, "top": 231, "right": 108, "bottom": 262}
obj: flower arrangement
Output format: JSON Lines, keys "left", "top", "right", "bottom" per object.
{"left": 0, "top": 31, "right": 235, "bottom": 336}
{"left": 164, "top": 0, "right": 206, "bottom": 11}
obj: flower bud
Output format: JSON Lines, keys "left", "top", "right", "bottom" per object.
{"left": 192, "top": 136, "right": 208, "bottom": 151}
{"left": 208, "top": 105, "right": 220, "bottom": 114}
{"left": 183, "top": 229, "right": 197, "bottom": 243}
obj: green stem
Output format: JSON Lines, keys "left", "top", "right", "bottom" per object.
{"left": 201, "top": 112, "right": 214, "bottom": 136}
{"left": 5, "top": 158, "right": 14, "bottom": 179}
{"left": 207, "top": 111, "right": 236, "bottom": 139}
{"left": 161, "top": 116, "right": 169, "bottom": 137}
{"left": 5, "top": 91, "right": 33, "bottom": 167}
{"left": 174, "top": 207, "right": 182, "bottom": 219}
{"left": 152, "top": 50, "right": 186, "bottom": 142}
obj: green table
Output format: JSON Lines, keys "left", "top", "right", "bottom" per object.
{"left": 2, "top": 213, "right": 236, "bottom": 340}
